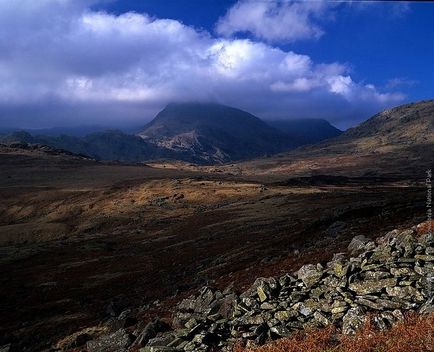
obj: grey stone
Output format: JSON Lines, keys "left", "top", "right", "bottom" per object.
{"left": 348, "top": 235, "right": 370, "bottom": 255}
{"left": 139, "top": 347, "right": 179, "bottom": 352}
{"left": 137, "top": 225, "right": 434, "bottom": 351}
{"left": 270, "top": 324, "right": 291, "bottom": 337}
{"left": 0, "top": 345, "right": 11, "bottom": 352}
{"left": 87, "top": 329, "right": 132, "bottom": 352}
{"left": 297, "top": 264, "right": 323, "bottom": 288}
{"left": 418, "top": 296, "right": 434, "bottom": 314}
{"left": 254, "top": 278, "right": 278, "bottom": 302}
{"left": 349, "top": 278, "right": 397, "bottom": 295}
{"left": 415, "top": 254, "right": 434, "bottom": 262}
{"left": 342, "top": 307, "right": 366, "bottom": 335}
{"left": 274, "top": 310, "right": 294, "bottom": 322}
{"left": 313, "top": 311, "right": 330, "bottom": 327}
{"left": 386, "top": 286, "right": 424, "bottom": 302}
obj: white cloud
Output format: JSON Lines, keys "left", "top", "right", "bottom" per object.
{"left": 216, "top": 0, "right": 333, "bottom": 43}
{"left": 0, "top": 0, "right": 405, "bottom": 129}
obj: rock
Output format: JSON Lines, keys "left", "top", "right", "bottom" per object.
{"left": 313, "top": 311, "right": 330, "bottom": 327}
{"left": 132, "top": 319, "right": 169, "bottom": 347}
{"left": 270, "top": 324, "right": 291, "bottom": 337}
{"left": 0, "top": 345, "right": 11, "bottom": 352}
{"left": 140, "top": 347, "right": 179, "bottom": 352}
{"left": 390, "top": 267, "right": 417, "bottom": 277}
{"left": 348, "top": 235, "right": 370, "bottom": 255}
{"left": 194, "top": 287, "right": 216, "bottom": 313}
{"left": 369, "top": 247, "right": 393, "bottom": 263}
{"left": 297, "top": 264, "right": 322, "bottom": 288}
{"left": 363, "top": 270, "right": 391, "bottom": 280}
{"left": 292, "top": 302, "right": 313, "bottom": 317}
{"left": 386, "top": 286, "right": 424, "bottom": 302}
{"left": 274, "top": 310, "right": 295, "bottom": 322}
{"left": 414, "top": 264, "right": 434, "bottom": 276}
{"left": 260, "top": 302, "right": 275, "bottom": 310}
{"left": 373, "top": 315, "right": 388, "bottom": 331}
{"left": 147, "top": 335, "right": 177, "bottom": 347}
{"left": 392, "top": 309, "right": 404, "bottom": 321}
{"left": 136, "top": 224, "right": 434, "bottom": 351}
{"left": 415, "top": 254, "right": 434, "bottom": 262}
{"left": 342, "top": 307, "right": 366, "bottom": 335}
{"left": 356, "top": 297, "right": 382, "bottom": 310}
{"left": 87, "top": 329, "right": 132, "bottom": 352}
{"left": 255, "top": 278, "right": 278, "bottom": 302}
{"left": 349, "top": 278, "right": 397, "bottom": 295}
{"left": 279, "top": 274, "right": 297, "bottom": 287}
{"left": 218, "top": 294, "right": 236, "bottom": 319}
{"left": 332, "top": 261, "right": 349, "bottom": 278}
{"left": 418, "top": 296, "right": 434, "bottom": 314}
{"left": 331, "top": 305, "right": 348, "bottom": 315}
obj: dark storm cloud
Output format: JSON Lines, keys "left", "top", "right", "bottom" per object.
{"left": 0, "top": 0, "right": 405, "bottom": 129}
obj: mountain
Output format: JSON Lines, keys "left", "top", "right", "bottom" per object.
{"left": 267, "top": 118, "right": 342, "bottom": 144}
{"left": 230, "top": 100, "right": 434, "bottom": 178}
{"left": 0, "top": 130, "right": 178, "bottom": 162}
{"left": 339, "top": 99, "right": 434, "bottom": 148}
{"left": 2, "top": 103, "right": 338, "bottom": 164}
{"left": 137, "top": 102, "right": 298, "bottom": 163}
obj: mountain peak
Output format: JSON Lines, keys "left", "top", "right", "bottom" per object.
{"left": 137, "top": 102, "right": 296, "bottom": 163}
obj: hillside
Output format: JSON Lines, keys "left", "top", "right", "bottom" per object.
{"left": 342, "top": 100, "right": 434, "bottom": 144}
{"left": 137, "top": 103, "right": 298, "bottom": 163}
{"left": 230, "top": 100, "right": 434, "bottom": 179}
{"left": 267, "top": 118, "right": 342, "bottom": 144}
{"left": 1, "top": 138, "right": 427, "bottom": 351}
{"left": 0, "top": 130, "right": 180, "bottom": 162}
{"left": 72, "top": 222, "right": 434, "bottom": 352}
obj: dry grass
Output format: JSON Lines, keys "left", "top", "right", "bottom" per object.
{"left": 235, "top": 312, "right": 434, "bottom": 352}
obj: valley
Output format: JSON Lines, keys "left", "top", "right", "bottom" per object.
{"left": 0, "top": 100, "right": 432, "bottom": 351}
{"left": 0, "top": 148, "right": 427, "bottom": 351}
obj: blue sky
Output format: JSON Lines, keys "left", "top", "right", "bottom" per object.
{"left": 0, "top": 0, "right": 433, "bottom": 129}
{"left": 97, "top": 0, "right": 433, "bottom": 103}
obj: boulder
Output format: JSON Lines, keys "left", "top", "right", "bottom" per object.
{"left": 87, "top": 329, "right": 132, "bottom": 352}
{"left": 297, "top": 264, "right": 322, "bottom": 288}
{"left": 347, "top": 235, "right": 370, "bottom": 255}
{"left": 349, "top": 278, "right": 397, "bottom": 295}
{"left": 342, "top": 307, "right": 366, "bottom": 335}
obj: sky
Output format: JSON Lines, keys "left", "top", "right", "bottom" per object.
{"left": 0, "top": 0, "right": 433, "bottom": 130}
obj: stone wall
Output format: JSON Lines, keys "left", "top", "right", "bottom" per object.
{"left": 87, "top": 224, "right": 434, "bottom": 352}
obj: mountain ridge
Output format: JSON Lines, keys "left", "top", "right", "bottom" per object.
{"left": 137, "top": 102, "right": 298, "bottom": 163}
{"left": 229, "top": 99, "right": 434, "bottom": 179}
{"left": 1, "top": 103, "right": 343, "bottom": 164}
{"left": 267, "top": 118, "right": 342, "bottom": 144}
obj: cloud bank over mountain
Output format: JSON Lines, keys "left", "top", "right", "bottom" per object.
{"left": 0, "top": 0, "right": 406, "bottom": 129}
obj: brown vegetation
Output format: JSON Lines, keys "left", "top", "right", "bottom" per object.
{"left": 0, "top": 143, "right": 429, "bottom": 351}
{"left": 236, "top": 312, "right": 434, "bottom": 352}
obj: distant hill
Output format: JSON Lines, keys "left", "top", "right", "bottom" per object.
{"left": 229, "top": 100, "right": 434, "bottom": 178}
{"left": 339, "top": 100, "right": 434, "bottom": 149}
{"left": 137, "top": 102, "right": 298, "bottom": 163}
{"left": 0, "top": 130, "right": 177, "bottom": 162}
{"left": 0, "top": 103, "right": 344, "bottom": 164}
{"left": 267, "top": 118, "right": 342, "bottom": 144}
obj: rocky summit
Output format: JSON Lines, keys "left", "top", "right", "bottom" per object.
{"left": 83, "top": 223, "right": 434, "bottom": 352}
